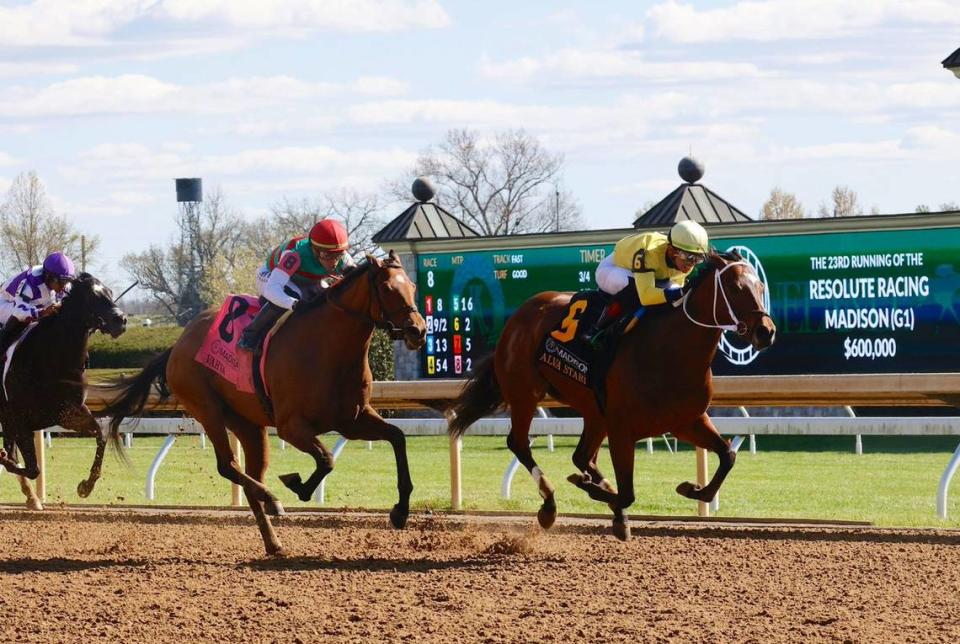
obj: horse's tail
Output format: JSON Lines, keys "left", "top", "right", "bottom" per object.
{"left": 100, "top": 349, "right": 172, "bottom": 444}
{"left": 446, "top": 354, "right": 503, "bottom": 438}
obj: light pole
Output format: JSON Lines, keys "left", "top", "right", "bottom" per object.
{"left": 943, "top": 47, "right": 960, "bottom": 79}
{"left": 555, "top": 187, "right": 560, "bottom": 232}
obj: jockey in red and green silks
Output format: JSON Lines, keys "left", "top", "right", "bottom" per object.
{"left": 238, "top": 218, "right": 355, "bottom": 352}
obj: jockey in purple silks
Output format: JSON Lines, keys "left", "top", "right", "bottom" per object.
{"left": 0, "top": 251, "right": 76, "bottom": 363}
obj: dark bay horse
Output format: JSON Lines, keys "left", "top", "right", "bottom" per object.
{"left": 448, "top": 251, "right": 776, "bottom": 539}
{"left": 101, "top": 251, "right": 426, "bottom": 556}
{"left": 0, "top": 273, "right": 127, "bottom": 508}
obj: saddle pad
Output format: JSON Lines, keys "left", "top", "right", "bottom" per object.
{"left": 537, "top": 291, "right": 608, "bottom": 387}
{"left": 195, "top": 294, "right": 261, "bottom": 393}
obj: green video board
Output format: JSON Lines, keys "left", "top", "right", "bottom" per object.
{"left": 416, "top": 225, "right": 960, "bottom": 378}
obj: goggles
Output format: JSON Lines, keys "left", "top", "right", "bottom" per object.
{"left": 674, "top": 248, "right": 705, "bottom": 265}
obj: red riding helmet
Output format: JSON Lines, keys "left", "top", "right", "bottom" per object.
{"left": 309, "top": 219, "right": 349, "bottom": 252}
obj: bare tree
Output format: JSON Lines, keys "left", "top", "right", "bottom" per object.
{"left": 917, "top": 202, "right": 959, "bottom": 213}
{"left": 122, "top": 187, "right": 245, "bottom": 322}
{"left": 268, "top": 189, "right": 385, "bottom": 258}
{"left": 392, "top": 128, "right": 582, "bottom": 235}
{"left": 760, "top": 187, "right": 806, "bottom": 220}
{"left": 0, "top": 171, "right": 99, "bottom": 273}
{"left": 817, "top": 185, "right": 863, "bottom": 218}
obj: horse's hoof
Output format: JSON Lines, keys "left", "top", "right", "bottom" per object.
{"left": 278, "top": 472, "right": 301, "bottom": 488}
{"left": 537, "top": 503, "right": 557, "bottom": 530}
{"left": 676, "top": 481, "right": 702, "bottom": 500}
{"left": 77, "top": 480, "right": 93, "bottom": 498}
{"left": 265, "top": 498, "right": 285, "bottom": 517}
{"left": 278, "top": 473, "right": 311, "bottom": 501}
{"left": 389, "top": 504, "right": 409, "bottom": 529}
{"left": 612, "top": 518, "right": 631, "bottom": 541}
{"left": 26, "top": 498, "right": 43, "bottom": 511}
{"left": 265, "top": 544, "right": 287, "bottom": 558}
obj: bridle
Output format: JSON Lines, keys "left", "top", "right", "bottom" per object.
{"left": 680, "top": 260, "right": 772, "bottom": 336}
{"left": 327, "top": 261, "right": 419, "bottom": 340}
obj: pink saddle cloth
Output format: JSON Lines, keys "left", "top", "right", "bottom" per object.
{"left": 195, "top": 294, "right": 266, "bottom": 394}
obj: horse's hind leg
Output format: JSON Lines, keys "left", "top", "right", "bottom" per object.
{"left": 228, "top": 413, "right": 285, "bottom": 557}
{"left": 568, "top": 416, "right": 617, "bottom": 504}
{"left": 275, "top": 417, "right": 335, "bottom": 502}
{"left": 673, "top": 413, "right": 735, "bottom": 503}
{"left": 339, "top": 406, "right": 413, "bottom": 529}
{"left": 607, "top": 430, "right": 637, "bottom": 541}
{"left": 505, "top": 401, "right": 557, "bottom": 529}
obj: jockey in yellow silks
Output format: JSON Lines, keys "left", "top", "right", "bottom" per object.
{"left": 584, "top": 220, "right": 710, "bottom": 343}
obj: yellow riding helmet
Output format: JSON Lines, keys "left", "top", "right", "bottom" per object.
{"left": 668, "top": 220, "right": 709, "bottom": 255}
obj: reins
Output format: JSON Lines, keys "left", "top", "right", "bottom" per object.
{"left": 325, "top": 261, "right": 418, "bottom": 340}
{"left": 680, "top": 260, "right": 772, "bottom": 336}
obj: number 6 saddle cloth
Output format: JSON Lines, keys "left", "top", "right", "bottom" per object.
{"left": 536, "top": 291, "right": 610, "bottom": 388}
{"left": 195, "top": 294, "right": 290, "bottom": 418}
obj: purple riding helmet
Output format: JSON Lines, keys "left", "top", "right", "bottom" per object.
{"left": 42, "top": 252, "right": 76, "bottom": 281}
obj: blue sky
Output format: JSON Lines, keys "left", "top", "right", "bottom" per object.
{"left": 1, "top": 0, "right": 959, "bottom": 283}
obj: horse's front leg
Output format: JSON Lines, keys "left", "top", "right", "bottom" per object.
{"left": 339, "top": 405, "right": 413, "bottom": 529}
{"left": 275, "top": 417, "right": 335, "bottom": 502}
{"left": 673, "top": 413, "right": 736, "bottom": 503}
{"left": 59, "top": 404, "right": 107, "bottom": 498}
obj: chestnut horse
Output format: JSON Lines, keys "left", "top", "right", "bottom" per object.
{"left": 448, "top": 251, "right": 776, "bottom": 539}
{"left": 0, "top": 273, "right": 127, "bottom": 508}
{"left": 101, "top": 251, "right": 426, "bottom": 556}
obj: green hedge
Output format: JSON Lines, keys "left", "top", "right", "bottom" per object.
{"left": 87, "top": 324, "right": 183, "bottom": 368}
{"left": 88, "top": 323, "right": 395, "bottom": 378}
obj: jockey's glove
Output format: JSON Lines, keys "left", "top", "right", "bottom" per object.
{"left": 663, "top": 286, "right": 683, "bottom": 304}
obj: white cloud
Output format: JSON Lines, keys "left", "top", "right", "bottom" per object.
{"left": 0, "top": 152, "right": 19, "bottom": 167}
{"left": 0, "top": 0, "right": 448, "bottom": 49}
{"left": 480, "top": 49, "right": 765, "bottom": 84}
{"left": 0, "top": 73, "right": 409, "bottom": 118}
{"left": 0, "top": 62, "right": 80, "bottom": 78}
{"left": 647, "top": 0, "right": 960, "bottom": 43}
{"left": 0, "top": 0, "right": 152, "bottom": 46}
{"left": 772, "top": 140, "right": 904, "bottom": 161}
{"left": 157, "top": 0, "right": 450, "bottom": 33}
{"left": 350, "top": 76, "right": 410, "bottom": 96}
{"left": 59, "top": 142, "right": 417, "bottom": 186}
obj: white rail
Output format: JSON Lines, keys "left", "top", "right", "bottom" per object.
{"left": 26, "top": 415, "right": 960, "bottom": 520}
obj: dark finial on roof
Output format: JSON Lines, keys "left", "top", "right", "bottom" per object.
{"left": 678, "top": 156, "right": 704, "bottom": 184}
{"left": 412, "top": 176, "right": 436, "bottom": 203}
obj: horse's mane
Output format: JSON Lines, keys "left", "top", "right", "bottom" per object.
{"left": 685, "top": 249, "right": 742, "bottom": 292}
{"left": 292, "top": 256, "right": 403, "bottom": 316}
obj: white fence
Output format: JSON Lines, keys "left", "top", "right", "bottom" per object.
{"left": 15, "top": 413, "right": 960, "bottom": 521}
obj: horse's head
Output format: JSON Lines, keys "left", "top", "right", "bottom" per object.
{"left": 366, "top": 250, "right": 427, "bottom": 350}
{"left": 61, "top": 273, "right": 127, "bottom": 338}
{"left": 685, "top": 251, "right": 776, "bottom": 350}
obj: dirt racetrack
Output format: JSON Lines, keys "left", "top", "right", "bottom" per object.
{"left": 1, "top": 507, "right": 959, "bottom": 643}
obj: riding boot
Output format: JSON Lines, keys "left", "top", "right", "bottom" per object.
{"left": 237, "top": 302, "right": 286, "bottom": 352}
{"left": 584, "top": 283, "right": 640, "bottom": 345}
{"left": 0, "top": 318, "right": 27, "bottom": 364}
{"left": 580, "top": 303, "right": 621, "bottom": 344}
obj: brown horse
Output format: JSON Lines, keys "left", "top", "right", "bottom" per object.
{"left": 0, "top": 273, "right": 127, "bottom": 508}
{"left": 448, "top": 251, "right": 776, "bottom": 539}
{"left": 101, "top": 251, "right": 426, "bottom": 556}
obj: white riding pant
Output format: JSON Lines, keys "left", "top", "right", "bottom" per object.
{"left": 595, "top": 254, "right": 632, "bottom": 295}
